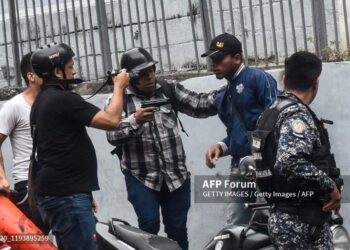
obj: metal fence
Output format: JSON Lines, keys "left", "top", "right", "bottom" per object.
{"left": 1, "top": 0, "right": 350, "bottom": 87}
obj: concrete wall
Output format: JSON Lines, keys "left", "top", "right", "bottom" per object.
{"left": 1, "top": 62, "right": 350, "bottom": 249}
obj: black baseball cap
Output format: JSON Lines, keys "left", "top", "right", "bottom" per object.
{"left": 201, "top": 33, "right": 242, "bottom": 60}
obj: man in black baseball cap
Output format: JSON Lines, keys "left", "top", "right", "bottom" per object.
{"left": 201, "top": 33, "right": 243, "bottom": 79}
{"left": 202, "top": 33, "right": 242, "bottom": 61}
{"left": 203, "top": 33, "right": 278, "bottom": 225}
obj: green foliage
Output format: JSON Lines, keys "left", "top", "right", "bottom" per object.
{"left": 322, "top": 46, "right": 350, "bottom": 62}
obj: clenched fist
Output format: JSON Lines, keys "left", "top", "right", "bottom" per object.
{"left": 205, "top": 144, "right": 223, "bottom": 168}
{"left": 134, "top": 107, "right": 157, "bottom": 124}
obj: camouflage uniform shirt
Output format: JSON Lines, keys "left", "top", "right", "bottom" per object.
{"left": 268, "top": 91, "right": 335, "bottom": 250}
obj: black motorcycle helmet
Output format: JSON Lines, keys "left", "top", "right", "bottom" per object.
{"left": 31, "top": 43, "right": 75, "bottom": 79}
{"left": 120, "top": 48, "right": 158, "bottom": 85}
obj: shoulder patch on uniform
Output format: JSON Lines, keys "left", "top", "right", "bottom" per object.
{"left": 291, "top": 119, "right": 306, "bottom": 136}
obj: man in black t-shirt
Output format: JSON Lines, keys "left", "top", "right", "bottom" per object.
{"left": 30, "top": 43, "right": 129, "bottom": 250}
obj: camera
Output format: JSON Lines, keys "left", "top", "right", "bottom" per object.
{"left": 106, "top": 70, "right": 139, "bottom": 86}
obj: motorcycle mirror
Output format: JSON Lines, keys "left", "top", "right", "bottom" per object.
{"left": 238, "top": 155, "right": 256, "bottom": 178}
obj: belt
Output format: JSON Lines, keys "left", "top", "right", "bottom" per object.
{"left": 273, "top": 203, "right": 300, "bottom": 215}
{"left": 273, "top": 202, "right": 330, "bottom": 226}
{"left": 14, "top": 180, "right": 28, "bottom": 191}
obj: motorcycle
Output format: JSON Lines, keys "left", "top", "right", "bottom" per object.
{"left": 204, "top": 156, "right": 350, "bottom": 250}
{"left": 0, "top": 235, "right": 11, "bottom": 250}
{"left": 0, "top": 187, "right": 180, "bottom": 250}
{"left": 95, "top": 218, "right": 182, "bottom": 250}
{"left": 0, "top": 189, "right": 57, "bottom": 250}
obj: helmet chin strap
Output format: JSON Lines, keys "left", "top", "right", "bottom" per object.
{"left": 45, "top": 78, "right": 83, "bottom": 90}
{"left": 62, "top": 67, "right": 67, "bottom": 80}
{"left": 55, "top": 66, "right": 83, "bottom": 90}
{"left": 45, "top": 67, "right": 83, "bottom": 90}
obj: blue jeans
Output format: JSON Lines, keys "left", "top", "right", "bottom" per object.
{"left": 125, "top": 174, "right": 191, "bottom": 250}
{"left": 38, "top": 193, "right": 96, "bottom": 250}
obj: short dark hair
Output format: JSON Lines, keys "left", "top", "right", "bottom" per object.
{"left": 284, "top": 51, "right": 322, "bottom": 91}
{"left": 230, "top": 52, "right": 243, "bottom": 63}
{"left": 20, "top": 52, "right": 34, "bottom": 86}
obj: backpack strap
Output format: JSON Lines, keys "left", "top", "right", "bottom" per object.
{"left": 157, "top": 79, "right": 189, "bottom": 137}
{"left": 123, "top": 91, "right": 128, "bottom": 117}
{"left": 157, "top": 79, "right": 177, "bottom": 112}
{"left": 252, "top": 95, "right": 298, "bottom": 171}
{"left": 111, "top": 91, "right": 128, "bottom": 159}
{"left": 251, "top": 96, "right": 298, "bottom": 204}
{"left": 27, "top": 98, "right": 51, "bottom": 233}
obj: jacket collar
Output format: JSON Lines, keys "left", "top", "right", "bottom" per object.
{"left": 231, "top": 63, "right": 246, "bottom": 81}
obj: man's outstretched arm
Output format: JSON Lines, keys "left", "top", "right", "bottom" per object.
{"left": 91, "top": 70, "right": 130, "bottom": 130}
{"left": 173, "top": 82, "right": 218, "bottom": 118}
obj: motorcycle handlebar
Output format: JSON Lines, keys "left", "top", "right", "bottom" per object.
{"left": 244, "top": 202, "right": 271, "bottom": 210}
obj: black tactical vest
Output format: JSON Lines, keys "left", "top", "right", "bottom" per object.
{"left": 250, "top": 95, "right": 343, "bottom": 204}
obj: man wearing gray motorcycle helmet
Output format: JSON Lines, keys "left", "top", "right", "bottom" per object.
{"left": 106, "top": 47, "right": 218, "bottom": 250}
{"left": 251, "top": 51, "right": 343, "bottom": 249}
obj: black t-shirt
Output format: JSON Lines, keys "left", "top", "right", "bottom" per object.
{"left": 30, "top": 85, "right": 101, "bottom": 196}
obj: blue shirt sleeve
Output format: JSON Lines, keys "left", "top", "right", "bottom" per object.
{"left": 218, "top": 136, "right": 230, "bottom": 156}
{"left": 256, "top": 71, "right": 278, "bottom": 108}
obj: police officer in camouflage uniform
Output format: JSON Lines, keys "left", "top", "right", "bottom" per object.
{"left": 251, "top": 51, "right": 342, "bottom": 249}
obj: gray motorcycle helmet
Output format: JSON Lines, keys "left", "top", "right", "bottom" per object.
{"left": 120, "top": 48, "right": 158, "bottom": 85}
{"left": 120, "top": 47, "right": 158, "bottom": 73}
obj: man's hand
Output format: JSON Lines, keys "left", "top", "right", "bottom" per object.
{"left": 91, "top": 69, "right": 130, "bottom": 130}
{"left": 205, "top": 144, "right": 223, "bottom": 168}
{"left": 0, "top": 176, "right": 10, "bottom": 194}
{"left": 113, "top": 69, "right": 129, "bottom": 90}
{"left": 92, "top": 198, "right": 98, "bottom": 213}
{"left": 134, "top": 107, "right": 157, "bottom": 124}
{"left": 0, "top": 134, "right": 9, "bottom": 195}
{"left": 323, "top": 186, "right": 341, "bottom": 213}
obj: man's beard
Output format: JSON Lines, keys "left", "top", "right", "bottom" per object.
{"left": 133, "top": 84, "right": 155, "bottom": 98}
{"left": 214, "top": 64, "right": 240, "bottom": 80}
{"left": 215, "top": 74, "right": 224, "bottom": 80}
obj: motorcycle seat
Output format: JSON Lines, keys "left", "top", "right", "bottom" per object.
{"left": 96, "top": 218, "right": 181, "bottom": 250}
{"left": 222, "top": 225, "right": 272, "bottom": 249}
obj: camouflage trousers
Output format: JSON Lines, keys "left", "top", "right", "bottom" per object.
{"left": 268, "top": 211, "right": 333, "bottom": 250}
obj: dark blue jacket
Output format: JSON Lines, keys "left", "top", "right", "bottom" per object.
{"left": 214, "top": 65, "right": 278, "bottom": 165}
